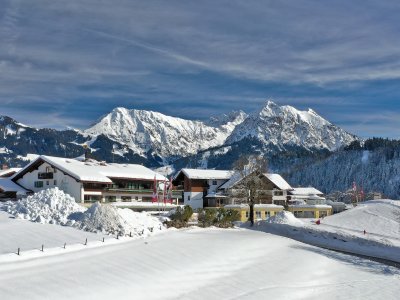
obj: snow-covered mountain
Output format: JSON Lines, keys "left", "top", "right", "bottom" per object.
{"left": 0, "top": 99, "right": 358, "bottom": 170}
{"left": 227, "top": 101, "right": 356, "bottom": 152}
{"left": 83, "top": 101, "right": 357, "bottom": 163}
{"left": 84, "top": 107, "right": 248, "bottom": 161}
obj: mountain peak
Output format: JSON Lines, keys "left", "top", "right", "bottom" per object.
{"left": 227, "top": 100, "right": 357, "bottom": 151}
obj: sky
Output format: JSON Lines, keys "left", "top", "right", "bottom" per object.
{"left": 1, "top": 0, "right": 400, "bottom": 138}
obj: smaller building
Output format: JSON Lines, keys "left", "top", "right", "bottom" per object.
{"left": 218, "top": 172, "right": 292, "bottom": 206}
{"left": 225, "top": 204, "right": 284, "bottom": 222}
{"left": 287, "top": 204, "right": 332, "bottom": 219}
{"left": 0, "top": 178, "right": 28, "bottom": 200}
{"left": 173, "top": 168, "right": 234, "bottom": 209}
{"left": 0, "top": 168, "right": 22, "bottom": 178}
{"left": 288, "top": 187, "right": 332, "bottom": 218}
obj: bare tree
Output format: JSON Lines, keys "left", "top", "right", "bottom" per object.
{"left": 230, "top": 155, "right": 269, "bottom": 225}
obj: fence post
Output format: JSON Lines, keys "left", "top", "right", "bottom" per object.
{"left": 64, "top": 242, "right": 66, "bottom": 249}
{"left": 41, "top": 244, "right": 44, "bottom": 252}
{"left": 84, "top": 238, "right": 87, "bottom": 246}
{"left": 129, "top": 232, "right": 132, "bottom": 237}
{"left": 17, "top": 248, "right": 20, "bottom": 256}
{"left": 102, "top": 237, "right": 105, "bottom": 243}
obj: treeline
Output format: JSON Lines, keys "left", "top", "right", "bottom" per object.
{"left": 345, "top": 138, "right": 400, "bottom": 151}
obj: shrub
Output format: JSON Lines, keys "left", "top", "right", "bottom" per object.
{"left": 216, "top": 208, "right": 241, "bottom": 228}
{"left": 198, "top": 208, "right": 217, "bottom": 227}
{"left": 165, "top": 205, "right": 194, "bottom": 228}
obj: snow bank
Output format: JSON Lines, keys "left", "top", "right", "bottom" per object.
{"left": 265, "top": 211, "right": 304, "bottom": 226}
{"left": 72, "top": 202, "right": 164, "bottom": 236}
{"left": 322, "top": 199, "right": 400, "bottom": 239}
{"left": 3, "top": 188, "right": 85, "bottom": 225}
{"left": 4, "top": 188, "right": 165, "bottom": 236}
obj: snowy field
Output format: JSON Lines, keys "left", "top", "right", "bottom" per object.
{"left": 250, "top": 200, "right": 400, "bottom": 263}
{"left": 0, "top": 227, "right": 399, "bottom": 300}
{"left": 0, "top": 195, "right": 399, "bottom": 299}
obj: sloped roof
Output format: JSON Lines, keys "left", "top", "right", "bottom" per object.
{"left": 264, "top": 173, "right": 292, "bottom": 190}
{"left": 0, "top": 178, "right": 28, "bottom": 195}
{"left": 219, "top": 172, "right": 292, "bottom": 191}
{"left": 13, "top": 155, "right": 166, "bottom": 183}
{"left": 290, "top": 187, "right": 323, "bottom": 196}
{"left": 218, "top": 172, "right": 243, "bottom": 190}
{"left": 178, "top": 168, "right": 234, "bottom": 180}
{"left": 0, "top": 168, "right": 21, "bottom": 177}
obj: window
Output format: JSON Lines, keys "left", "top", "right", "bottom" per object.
{"left": 256, "top": 211, "right": 262, "bottom": 219}
{"left": 303, "top": 211, "right": 315, "bottom": 218}
{"left": 84, "top": 195, "right": 101, "bottom": 203}
{"left": 46, "top": 181, "right": 49, "bottom": 186}
{"left": 121, "top": 196, "right": 132, "bottom": 202}
{"left": 34, "top": 181, "right": 43, "bottom": 188}
{"left": 274, "top": 191, "right": 283, "bottom": 196}
{"left": 265, "top": 211, "right": 271, "bottom": 218}
{"left": 38, "top": 172, "right": 53, "bottom": 179}
{"left": 105, "top": 196, "right": 116, "bottom": 202}
{"left": 319, "top": 210, "right": 328, "bottom": 218}
{"left": 212, "top": 180, "right": 218, "bottom": 186}
{"left": 187, "top": 195, "right": 190, "bottom": 201}
{"left": 245, "top": 211, "right": 249, "bottom": 218}
{"left": 54, "top": 180, "right": 57, "bottom": 185}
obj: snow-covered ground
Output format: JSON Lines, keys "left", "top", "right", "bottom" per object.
{"left": 0, "top": 195, "right": 399, "bottom": 299}
{"left": 250, "top": 200, "right": 400, "bottom": 263}
{"left": 0, "top": 227, "right": 399, "bottom": 300}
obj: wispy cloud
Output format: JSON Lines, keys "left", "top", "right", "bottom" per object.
{"left": 0, "top": 0, "right": 400, "bottom": 137}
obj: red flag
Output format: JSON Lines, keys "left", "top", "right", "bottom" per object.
{"left": 152, "top": 175, "right": 158, "bottom": 203}
{"left": 163, "top": 179, "right": 167, "bottom": 204}
{"left": 167, "top": 176, "right": 173, "bottom": 204}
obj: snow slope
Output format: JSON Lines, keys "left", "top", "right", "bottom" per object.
{"left": 251, "top": 200, "right": 400, "bottom": 263}
{"left": 0, "top": 210, "right": 109, "bottom": 255}
{"left": 0, "top": 228, "right": 398, "bottom": 300}
{"left": 321, "top": 200, "right": 400, "bottom": 239}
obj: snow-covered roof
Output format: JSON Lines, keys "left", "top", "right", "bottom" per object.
{"left": 219, "top": 172, "right": 292, "bottom": 191}
{"left": 178, "top": 168, "right": 234, "bottom": 180}
{"left": 254, "top": 204, "right": 284, "bottom": 209}
{"left": 0, "top": 178, "right": 28, "bottom": 195}
{"left": 264, "top": 174, "right": 292, "bottom": 190}
{"left": 288, "top": 204, "right": 332, "bottom": 209}
{"left": 0, "top": 168, "right": 21, "bottom": 177}
{"left": 14, "top": 155, "right": 166, "bottom": 183}
{"left": 224, "top": 204, "right": 284, "bottom": 209}
{"left": 290, "top": 187, "right": 323, "bottom": 196}
{"left": 218, "top": 172, "right": 243, "bottom": 190}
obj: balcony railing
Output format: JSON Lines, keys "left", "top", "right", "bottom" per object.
{"left": 38, "top": 172, "right": 53, "bottom": 179}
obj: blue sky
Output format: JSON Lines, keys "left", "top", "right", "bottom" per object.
{"left": 1, "top": 0, "right": 400, "bottom": 138}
